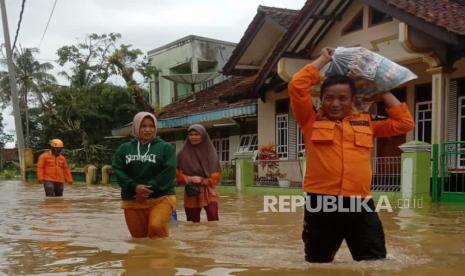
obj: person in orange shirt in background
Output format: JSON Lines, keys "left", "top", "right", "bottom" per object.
{"left": 288, "top": 48, "right": 415, "bottom": 263}
{"left": 176, "top": 124, "right": 221, "bottom": 222}
{"left": 37, "top": 139, "right": 73, "bottom": 197}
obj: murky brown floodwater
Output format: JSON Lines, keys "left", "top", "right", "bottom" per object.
{"left": 1, "top": 180, "right": 465, "bottom": 275}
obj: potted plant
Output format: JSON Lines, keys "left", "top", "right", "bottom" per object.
{"left": 256, "top": 144, "right": 288, "bottom": 187}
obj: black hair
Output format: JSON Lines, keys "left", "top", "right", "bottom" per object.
{"left": 320, "top": 74, "right": 356, "bottom": 100}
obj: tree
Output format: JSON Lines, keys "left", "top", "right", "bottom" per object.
{"left": 0, "top": 112, "right": 12, "bottom": 149}
{"left": 0, "top": 47, "right": 57, "bottom": 147}
{"left": 57, "top": 33, "right": 153, "bottom": 111}
{"left": 108, "top": 44, "right": 154, "bottom": 112}
{"left": 56, "top": 33, "right": 121, "bottom": 87}
{"left": 36, "top": 83, "right": 139, "bottom": 166}
{"left": 0, "top": 113, "right": 13, "bottom": 171}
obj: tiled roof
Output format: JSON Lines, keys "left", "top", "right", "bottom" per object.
{"left": 2, "top": 148, "right": 18, "bottom": 161}
{"left": 258, "top": 5, "right": 300, "bottom": 29}
{"left": 155, "top": 77, "right": 256, "bottom": 119}
{"left": 383, "top": 0, "right": 465, "bottom": 35}
{"left": 251, "top": 0, "right": 322, "bottom": 96}
{"left": 252, "top": 0, "right": 465, "bottom": 97}
{"left": 222, "top": 6, "right": 299, "bottom": 75}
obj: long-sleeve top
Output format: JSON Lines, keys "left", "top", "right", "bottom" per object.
{"left": 112, "top": 137, "right": 176, "bottom": 201}
{"left": 176, "top": 170, "right": 221, "bottom": 208}
{"left": 288, "top": 64, "right": 415, "bottom": 197}
{"left": 37, "top": 151, "right": 73, "bottom": 184}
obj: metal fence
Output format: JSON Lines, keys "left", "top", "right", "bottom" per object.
{"left": 441, "top": 142, "right": 465, "bottom": 193}
{"left": 220, "top": 160, "right": 236, "bottom": 186}
{"left": 250, "top": 156, "right": 401, "bottom": 192}
{"left": 249, "top": 157, "right": 401, "bottom": 191}
{"left": 371, "top": 156, "right": 401, "bottom": 192}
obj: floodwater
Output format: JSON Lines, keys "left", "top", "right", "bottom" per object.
{"left": 1, "top": 181, "right": 465, "bottom": 275}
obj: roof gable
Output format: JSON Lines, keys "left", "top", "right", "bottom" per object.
{"left": 222, "top": 6, "right": 299, "bottom": 76}
{"left": 252, "top": 0, "right": 465, "bottom": 99}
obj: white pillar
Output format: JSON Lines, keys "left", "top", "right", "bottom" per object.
{"left": 406, "top": 84, "right": 415, "bottom": 142}
{"left": 427, "top": 67, "right": 451, "bottom": 146}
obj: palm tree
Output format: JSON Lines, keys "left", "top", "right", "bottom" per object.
{"left": 0, "top": 47, "right": 57, "bottom": 147}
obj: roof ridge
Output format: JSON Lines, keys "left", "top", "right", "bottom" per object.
{"left": 258, "top": 5, "right": 299, "bottom": 13}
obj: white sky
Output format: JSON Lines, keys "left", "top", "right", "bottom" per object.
{"left": 0, "top": 0, "right": 306, "bottom": 147}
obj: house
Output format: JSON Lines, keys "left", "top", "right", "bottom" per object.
{"left": 2, "top": 148, "right": 18, "bottom": 162}
{"left": 156, "top": 76, "right": 257, "bottom": 162}
{"left": 147, "top": 35, "right": 236, "bottom": 109}
{"left": 153, "top": 6, "right": 301, "bottom": 165}
{"left": 224, "top": 0, "right": 465, "bottom": 172}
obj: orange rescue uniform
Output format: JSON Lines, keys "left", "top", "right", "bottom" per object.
{"left": 37, "top": 150, "right": 73, "bottom": 183}
{"left": 288, "top": 64, "right": 415, "bottom": 197}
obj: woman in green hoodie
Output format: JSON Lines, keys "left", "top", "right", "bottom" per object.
{"left": 112, "top": 112, "right": 176, "bottom": 239}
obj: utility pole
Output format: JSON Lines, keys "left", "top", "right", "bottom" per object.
{"left": 1, "top": 0, "right": 26, "bottom": 180}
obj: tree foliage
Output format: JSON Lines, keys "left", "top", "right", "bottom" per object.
{"left": 57, "top": 33, "right": 153, "bottom": 111}
{"left": 56, "top": 33, "right": 121, "bottom": 87}
{"left": 108, "top": 44, "right": 153, "bottom": 112}
{"left": 1, "top": 33, "right": 152, "bottom": 167}
{"left": 0, "top": 47, "right": 57, "bottom": 147}
{"left": 35, "top": 83, "right": 138, "bottom": 166}
{"left": 0, "top": 113, "right": 13, "bottom": 150}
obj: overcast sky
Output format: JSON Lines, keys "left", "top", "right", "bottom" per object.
{"left": 0, "top": 0, "right": 306, "bottom": 147}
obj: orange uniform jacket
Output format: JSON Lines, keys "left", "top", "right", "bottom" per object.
{"left": 288, "top": 64, "right": 415, "bottom": 197}
{"left": 37, "top": 150, "right": 73, "bottom": 184}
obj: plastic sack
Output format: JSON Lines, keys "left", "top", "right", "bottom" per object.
{"left": 325, "top": 47, "right": 417, "bottom": 111}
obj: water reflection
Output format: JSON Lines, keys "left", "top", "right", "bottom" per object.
{"left": 122, "top": 240, "right": 177, "bottom": 275}
{"left": 0, "top": 180, "right": 465, "bottom": 275}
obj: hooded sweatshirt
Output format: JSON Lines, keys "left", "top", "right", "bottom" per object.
{"left": 111, "top": 112, "right": 176, "bottom": 200}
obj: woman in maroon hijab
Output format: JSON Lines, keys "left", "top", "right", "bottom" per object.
{"left": 176, "top": 124, "right": 222, "bottom": 222}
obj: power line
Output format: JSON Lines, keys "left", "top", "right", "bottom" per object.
{"left": 38, "top": 0, "right": 57, "bottom": 49}
{"left": 12, "top": 0, "right": 26, "bottom": 51}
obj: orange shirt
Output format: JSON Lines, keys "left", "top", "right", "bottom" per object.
{"left": 37, "top": 151, "right": 73, "bottom": 184}
{"left": 176, "top": 170, "right": 221, "bottom": 208}
{"left": 288, "top": 64, "right": 415, "bottom": 197}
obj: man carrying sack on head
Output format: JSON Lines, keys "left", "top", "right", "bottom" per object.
{"left": 288, "top": 47, "right": 415, "bottom": 263}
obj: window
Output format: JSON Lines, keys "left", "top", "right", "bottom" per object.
{"left": 200, "top": 79, "right": 215, "bottom": 91}
{"left": 276, "top": 114, "right": 289, "bottom": 159}
{"left": 458, "top": 97, "right": 465, "bottom": 166}
{"left": 213, "top": 138, "right": 230, "bottom": 162}
{"left": 238, "top": 134, "right": 258, "bottom": 152}
{"left": 369, "top": 7, "right": 392, "bottom": 26}
{"left": 342, "top": 8, "right": 364, "bottom": 35}
{"left": 415, "top": 101, "right": 432, "bottom": 143}
{"left": 297, "top": 127, "right": 305, "bottom": 155}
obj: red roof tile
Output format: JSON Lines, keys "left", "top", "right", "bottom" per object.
{"left": 258, "top": 5, "right": 300, "bottom": 29}
{"left": 252, "top": 0, "right": 465, "bottom": 98}
{"left": 155, "top": 77, "right": 256, "bottom": 119}
{"left": 384, "top": 0, "right": 465, "bottom": 35}
{"left": 2, "top": 148, "right": 18, "bottom": 161}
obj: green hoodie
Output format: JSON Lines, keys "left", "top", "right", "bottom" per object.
{"left": 112, "top": 137, "right": 176, "bottom": 200}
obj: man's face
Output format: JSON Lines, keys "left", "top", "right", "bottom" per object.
{"left": 51, "top": 148, "right": 62, "bottom": 156}
{"left": 321, "top": 84, "right": 354, "bottom": 121}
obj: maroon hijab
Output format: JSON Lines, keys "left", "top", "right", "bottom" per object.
{"left": 177, "top": 124, "right": 221, "bottom": 178}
